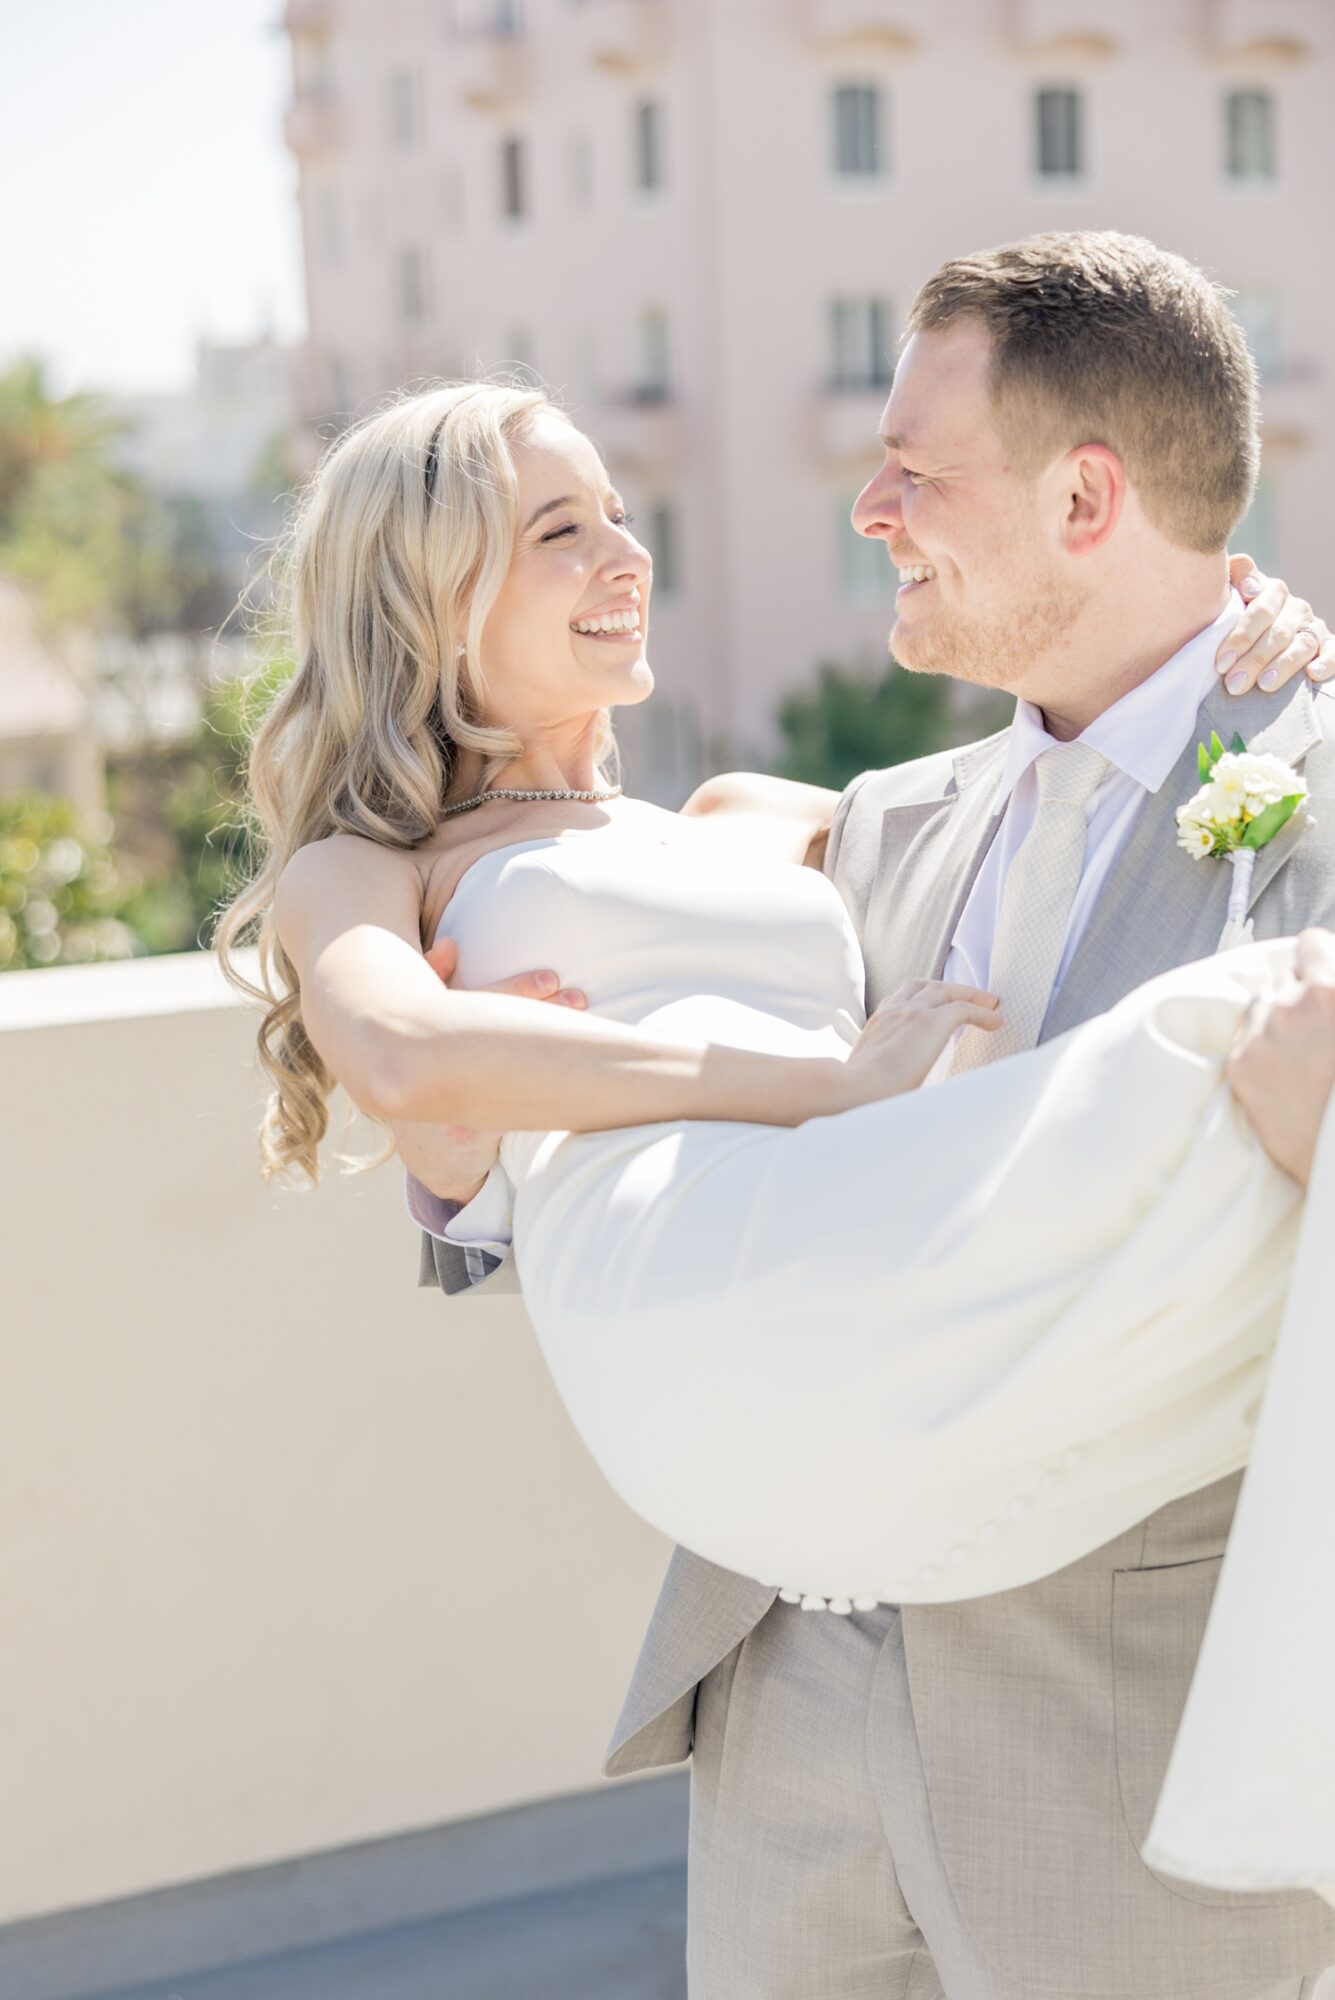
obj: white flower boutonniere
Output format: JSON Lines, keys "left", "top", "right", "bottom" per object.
{"left": 1176, "top": 731, "right": 1308, "bottom": 951}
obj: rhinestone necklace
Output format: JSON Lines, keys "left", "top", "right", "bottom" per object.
{"left": 440, "top": 783, "right": 623, "bottom": 820}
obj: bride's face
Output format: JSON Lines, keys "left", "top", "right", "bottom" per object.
{"left": 476, "top": 413, "right": 654, "bottom": 731}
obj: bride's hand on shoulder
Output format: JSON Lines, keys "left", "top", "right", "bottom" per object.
{"left": 1218, "top": 556, "right": 1335, "bottom": 695}
{"left": 831, "top": 980, "right": 1002, "bottom": 1111}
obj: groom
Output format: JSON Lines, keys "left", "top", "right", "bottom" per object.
{"left": 404, "top": 233, "right": 1335, "bottom": 1997}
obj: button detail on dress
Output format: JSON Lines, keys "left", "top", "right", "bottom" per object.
{"left": 778, "top": 1587, "right": 803, "bottom": 1604}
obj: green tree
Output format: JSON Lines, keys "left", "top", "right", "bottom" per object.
{"left": 0, "top": 792, "right": 142, "bottom": 971}
{"left": 105, "top": 653, "right": 297, "bottom": 956}
{"left": 772, "top": 656, "right": 1012, "bottom": 791}
{"left": 0, "top": 657, "right": 296, "bottom": 971}
{"left": 0, "top": 355, "right": 232, "bottom": 638}
{"left": 0, "top": 356, "right": 120, "bottom": 527}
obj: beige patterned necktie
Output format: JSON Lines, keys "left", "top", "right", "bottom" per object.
{"left": 945, "top": 739, "right": 1111, "bottom": 1075}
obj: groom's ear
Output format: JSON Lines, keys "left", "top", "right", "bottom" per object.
{"left": 1058, "top": 442, "right": 1125, "bottom": 558}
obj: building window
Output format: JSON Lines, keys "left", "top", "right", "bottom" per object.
{"left": 315, "top": 185, "right": 344, "bottom": 266}
{"left": 829, "top": 298, "right": 893, "bottom": 390}
{"left": 838, "top": 495, "right": 897, "bottom": 605}
{"left": 501, "top": 134, "right": 526, "bottom": 219}
{"left": 637, "top": 308, "right": 670, "bottom": 400}
{"left": 1235, "top": 474, "right": 1277, "bottom": 573}
{"left": 1035, "top": 86, "right": 1082, "bottom": 177}
{"left": 390, "top": 70, "right": 419, "bottom": 150}
{"left": 440, "top": 165, "right": 466, "bottom": 232}
{"left": 832, "top": 83, "right": 883, "bottom": 178}
{"left": 399, "top": 246, "right": 426, "bottom": 322}
{"left": 1226, "top": 88, "right": 1275, "bottom": 181}
{"left": 569, "top": 131, "right": 594, "bottom": 207}
{"left": 448, "top": 0, "right": 525, "bottom": 33}
{"left": 647, "top": 502, "right": 680, "bottom": 598}
{"left": 574, "top": 329, "right": 600, "bottom": 406}
{"left": 635, "top": 99, "right": 664, "bottom": 193}
{"left": 1231, "top": 287, "right": 1282, "bottom": 378}
{"left": 505, "top": 326, "right": 535, "bottom": 376}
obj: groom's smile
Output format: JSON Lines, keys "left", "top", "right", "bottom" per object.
{"left": 895, "top": 561, "right": 937, "bottom": 600}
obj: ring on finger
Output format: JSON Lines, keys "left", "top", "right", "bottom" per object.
{"left": 1296, "top": 621, "right": 1321, "bottom": 659}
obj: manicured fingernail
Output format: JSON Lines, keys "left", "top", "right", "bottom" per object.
{"left": 1226, "top": 669, "right": 1250, "bottom": 694}
{"left": 1216, "top": 650, "right": 1237, "bottom": 674}
{"left": 1258, "top": 668, "right": 1280, "bottom": 691}
{"left": 1242, "top": 575, "right": 1262, "bottom": 595}
{"left": 561, "top": 991, "right": 587, "bottom": 1007}
{"left": 1312, "top": 659, "right": 1334, "bottom": 681}
{"left": 536, "top": 970, "right": 559, "bottom": 993}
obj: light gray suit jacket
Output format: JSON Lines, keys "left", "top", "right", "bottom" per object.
{"left": 417, "top": 675, "right": 1335, "bottom": 1990}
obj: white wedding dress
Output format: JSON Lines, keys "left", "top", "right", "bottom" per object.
{"left": 433, "top": 822, "right": 1335, "bottom": 1900}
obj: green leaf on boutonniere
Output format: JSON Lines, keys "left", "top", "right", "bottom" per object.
{"left": 1229, "top": 732, "right": 1247, "bottom": 755}
{"left": 1240, "top": 793, "right": 1303, "bottom": 850}
{"left": 1199, "top": 731, "right": 1229, "bottom": 780}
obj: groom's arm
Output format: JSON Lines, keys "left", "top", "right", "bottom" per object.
{"left": 403, "top": 1155, "right": 510, "bottom": 1295}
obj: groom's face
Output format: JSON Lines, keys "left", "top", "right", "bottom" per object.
{"left": 852, "top": 318, "right": 1085, "bottom": 689}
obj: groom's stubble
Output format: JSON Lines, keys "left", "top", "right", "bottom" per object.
{"left": 890, "top": 553, "right": 1091, "bottom": 695}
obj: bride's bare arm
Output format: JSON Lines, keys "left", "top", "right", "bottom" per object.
{"left": 275, "top": 830, "right": 997, "bottom": 1135}
{"left": 395, "top": 782, "right": 842, "bottom": 1195}
{"left": 681, "top": 772, "right": 841, "bottom": 869}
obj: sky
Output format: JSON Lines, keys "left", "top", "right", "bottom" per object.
{"left": 3, "top": 0, "right": 306, "bottom": 397}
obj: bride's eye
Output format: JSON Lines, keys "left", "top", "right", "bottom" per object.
{"left": 542, "top": 523, "right": 578, "bottom": 541}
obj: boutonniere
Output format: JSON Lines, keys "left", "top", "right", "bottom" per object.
{"left": 1175, "top": 732, "right": 1308, "bottom": 951}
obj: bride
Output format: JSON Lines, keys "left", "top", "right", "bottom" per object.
{"left": 211, "top": 378, "right": 1333, "bottom": 1614}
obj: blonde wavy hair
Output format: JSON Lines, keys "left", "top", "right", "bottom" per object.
{"left": 212, "top": 379, "right": 621, "bottom": 1189}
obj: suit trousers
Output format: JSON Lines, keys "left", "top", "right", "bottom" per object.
{"left": 686, "top": 1595, "right": 1333, "bottom": 2000}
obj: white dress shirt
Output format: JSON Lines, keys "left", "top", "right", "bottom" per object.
{"left": 407, "top": 590, "right": 1244, "bottom": 1263}
{"left": 924, "top": 588, "right": 1242, "bottom": 1081}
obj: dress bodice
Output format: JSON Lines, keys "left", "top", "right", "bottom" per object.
{"left": 431, "top": 827, "right": 868, "bottom": 1193}
{"left": 432, "top": 827, "right": 867, "bottom": 1036}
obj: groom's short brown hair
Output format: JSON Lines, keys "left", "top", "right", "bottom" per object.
{"left": 904, "top": 231, "right": 1259, "bottom": 553}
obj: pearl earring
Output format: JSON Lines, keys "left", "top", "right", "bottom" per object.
{"left": 456, "top": 643, "right": 466, "bottom": 657}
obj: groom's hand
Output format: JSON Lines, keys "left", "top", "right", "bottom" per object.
{"left": 1226, "top": 929, "right": 1335, "bottom": 1187}
{"left": 390, "top": 936, "right": 587, "bottom": 1203}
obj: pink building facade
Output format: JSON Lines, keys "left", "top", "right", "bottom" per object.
{"left": 284, "top": 0, "right": 1335, "bottom": 799}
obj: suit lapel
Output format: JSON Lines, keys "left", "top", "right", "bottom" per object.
{"left": 1045, "top": 679, "right": 1321, "bottom": 1038}
{"left": 862, "top": 735, "right": 1009, "bottom": 1005}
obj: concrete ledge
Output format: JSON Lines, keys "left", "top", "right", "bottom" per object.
{"left": 0, "top": 945, "right": 257, "bottom": 1031}
{"left": 0, "top": 1769, "right": 689, "bottom": 2000}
